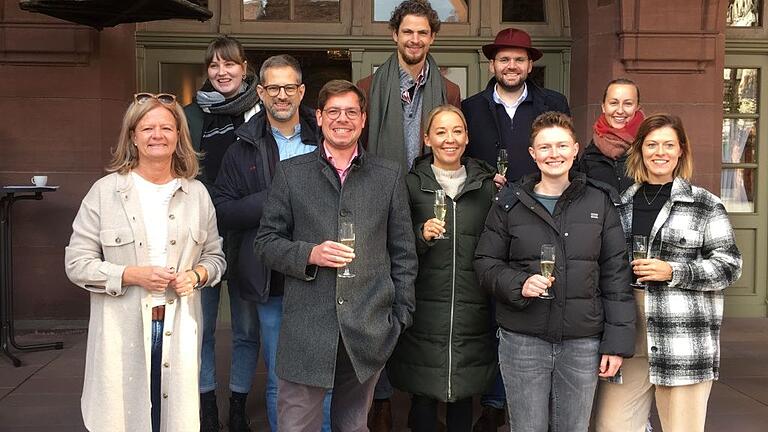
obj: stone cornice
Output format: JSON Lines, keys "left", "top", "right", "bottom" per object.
{"left": 135, "top": 32, "right": 572, "bottom": 52}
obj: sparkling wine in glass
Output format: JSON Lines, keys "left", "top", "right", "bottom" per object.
{"left": 631, "top": 235, "right": 648, "bottom": 287}
{"left": 338, "top": 221, "right": 355, "bottom": 278}
{"left": 434, "top": 189, "right": 448, "bottom": 239}
{"left": 540, "top": 244, "right": 555, "bottom": 299}
{"left": 497, "top": 148, "right": 509, "bottom": 178}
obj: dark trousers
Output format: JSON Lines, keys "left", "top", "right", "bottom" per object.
{"left": 151, "top": 319, "right": 164, "bottom": 432}
{"left": 409, "top": 395, "right": 473, "bottom": 432}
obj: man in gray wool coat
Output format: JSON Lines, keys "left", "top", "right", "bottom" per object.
{"left": 254, "top": 79, "right": 417, "bottom": 432}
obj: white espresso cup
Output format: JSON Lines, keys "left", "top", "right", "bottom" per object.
{"left": 31, "top": 175, "right": 48, "bottom": 187}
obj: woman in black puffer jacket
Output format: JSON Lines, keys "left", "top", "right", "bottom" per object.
{"left": 474, "top": 112, "right": 635, "bottom": 432}
{"left": 388, "top": 105, "right": 497, "bottom": 432}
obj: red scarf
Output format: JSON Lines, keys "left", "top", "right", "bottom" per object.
{"left": 592, "top": 110, "right": 645, "bottom": 159}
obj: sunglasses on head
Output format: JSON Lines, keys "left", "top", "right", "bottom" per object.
{"left": 134, "top": 93, "right": 177, "bottom": 106}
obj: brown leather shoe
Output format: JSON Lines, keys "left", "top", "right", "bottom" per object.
{"left": 368, "top": 398, "right": 393, "bottom": 432}
{"left": 472, "top": 406, "right": 506, "bottom": 432}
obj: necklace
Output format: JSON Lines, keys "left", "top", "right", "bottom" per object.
{"left": 642, "top": 184, "right": 664, "bottom": 206}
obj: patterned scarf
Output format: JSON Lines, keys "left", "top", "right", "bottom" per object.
{"left": 196, "top": 76, "right": 259, "bottom": 117}
{"left": 592, "top": 110, "right": 645, "bottom": 159}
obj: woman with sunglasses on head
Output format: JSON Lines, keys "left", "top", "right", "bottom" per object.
{"left": 592, "top": 114, "right": 742, "bottom": 432}
{"left": 387, "top": 105, "right": 497, "bottom": 431}
{"left": 65, "top": 93, "right": 226, "bottom": 432}
{"left": 183, "top": 35, "right": 261, "bottom": 432}
{"left": 577, "top": 78, "right": 643, "bottom": 194}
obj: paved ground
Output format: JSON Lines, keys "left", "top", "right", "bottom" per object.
{"left": 1, "top": 318, "right": 767, "bottom": 431}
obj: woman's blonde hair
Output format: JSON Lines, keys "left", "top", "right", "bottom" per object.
{"left": 423, "top": 104, "right": 467, "bottom": 135}
{"left": 107, "top": 98, "right": 200, "bottom": 178}
{"left": 625, "top": 113, "right": 693, "bottom": 183}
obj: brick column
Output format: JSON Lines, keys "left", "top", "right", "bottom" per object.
{"left": 569, "top": 0, "right": 727, "bottom": 193}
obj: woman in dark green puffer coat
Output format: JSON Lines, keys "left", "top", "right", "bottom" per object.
{"left": 388, "top": 105, "right": 497, "bottom": 432}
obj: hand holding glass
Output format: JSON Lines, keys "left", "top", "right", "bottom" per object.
{"left": 338, "top": 222, "right": 355, "bottom": 278}
{"left": 539, "top": 244, "right": 555, "bottom": 299}
{"left": 433, "top": 190, "right": 448, "bottom": 239}
{"left": 631, "top": 235, "right": 648, "bottom": 287}
{"left": 497, "top": 148, "right": 508, "bottom": 178}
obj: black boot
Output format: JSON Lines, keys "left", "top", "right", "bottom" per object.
{"left": 200, "top": 391, "right": 221, "bottom": 432}
{"left": 228, "top": 392, "right": 251, "bottom": 432}
{"left": 472, "top": 406, "right": 506, "bottom": 432}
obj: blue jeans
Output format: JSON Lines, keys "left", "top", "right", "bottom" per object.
{"left": 199, "top": 283, "right": 261, "bottom": 393}
{"left": 499, "top": 329, "right": 600, "bottom": 432}
{"left": 151, "top": 320, "right": 163, "bottom": 432}
{"left": 258, "top": 296, "right": 331, "bottom": 432}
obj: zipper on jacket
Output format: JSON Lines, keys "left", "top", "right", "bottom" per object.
{"left": 447, "top": 200, "right": 457, "bottom": 400}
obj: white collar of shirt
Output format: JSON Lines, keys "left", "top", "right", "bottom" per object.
{"left": 492, "top": 81, "right": 528, "bottom": 110}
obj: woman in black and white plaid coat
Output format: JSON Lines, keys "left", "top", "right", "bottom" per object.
{"left": 593, "top": 113, "right": 742, "bottom": 432}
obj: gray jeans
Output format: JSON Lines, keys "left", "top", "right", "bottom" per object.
{"left": 499, "top": 329, "right": 600, "bottom": 432}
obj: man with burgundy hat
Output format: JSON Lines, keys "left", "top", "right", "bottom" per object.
{"left": 463, "top": 27, "right": 570, "bottom": 185}
{"left": 462, "top": 28, "right": 570, "bottom": 432}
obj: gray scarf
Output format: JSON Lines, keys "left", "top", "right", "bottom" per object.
{"left": 367, "top": 54, "right": 447, "bottom": 169}
{"left": 196, "top": 76, "right": 260, "bottom": 117}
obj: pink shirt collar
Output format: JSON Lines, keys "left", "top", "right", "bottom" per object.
{"left": 323, "top": 143, "right": 359, "bottom": 185}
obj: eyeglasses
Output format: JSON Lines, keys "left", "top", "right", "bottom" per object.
{"left": 493, "top": 56, "right": 530, "bottom": 66}
{"left": 322, "top": 108, "right": 362, "bottom": 120}
{"left": 259, "top": 84, "right": 301, "bottom": 97}
{"left": 134, "top": 93, "right": 177, "bottom": 106}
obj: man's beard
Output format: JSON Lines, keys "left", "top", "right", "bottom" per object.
{"left": 399, "top": 46, "right": 426, "bottom": 66}
{"left": 496, "top": 74, "right": 526, "bottom": 93}
{"left": 267, "top": 103, "right": 296, "bottom": 122}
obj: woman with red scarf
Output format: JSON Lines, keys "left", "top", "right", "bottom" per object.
{"left": 577, "top": 78, "right": 644, "bottom": 194}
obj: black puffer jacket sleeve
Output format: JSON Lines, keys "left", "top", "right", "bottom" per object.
{"left": 474, "top": 197, "right": 533, "bottom": 310}
{"left": 597, "top": 194, "right": 636, "bottom": 357}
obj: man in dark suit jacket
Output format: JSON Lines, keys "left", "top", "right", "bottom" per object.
{"left": 461, "top": 28, "right": 571, "bottom": 432}
{"left": 254, "top": 80, "right": 417, "bottom": 432}
{"left": 463, "top": 28, "right": 570, "bottom": 187}
{"left": 356, "top": 0, "right": 461, "bottom": 174}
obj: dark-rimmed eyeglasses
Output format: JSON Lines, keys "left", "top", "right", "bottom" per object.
{"left": 259, "top": 84, "right": 301, "bottom": 97}
{"left": 134, "top": 93, "right": 177, "bottom": 106}
{"left": 322, "top": 108, "right": 362, "bottom": 120}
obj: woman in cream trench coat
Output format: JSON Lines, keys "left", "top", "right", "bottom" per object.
{"left": 65, "top": 93, "right": 226, "bottom": 432}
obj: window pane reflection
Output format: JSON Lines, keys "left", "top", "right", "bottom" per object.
{"left": 243, "top": 0, "right": 340, "bottom": 21}
{"left": 727, "top": 0, "right": 761, "bottom": 27}
{"left": 502, "top": 0, "right": 546, "bottom": 22}
{"left": 161, "top": 63, "right": 205, "bottom": 106}
{"left": 295, "top": 0, "right": 340, "bottom": 21}
{"left": 722, "top": 119, "right": 757, "bottom": 164}
{"left": 374, "top": 0, "right": 468, "bottom": 23}
{"left": 721, "top": 168, "right": 756, "bottom": 212}
{"left": 724, "top": 68, "right": 759, "bottom": 114}
{"left": 244, "top": 0, "right": 289, "bottom": 20}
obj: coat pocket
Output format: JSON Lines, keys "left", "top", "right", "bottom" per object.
{"left": 661, "top": 227, "right": 703, "bottom": 249}
{"left": 190, "top": 228, "right": 208, "bottom": 245}
{"left": 99, "top": 228, "right": 136, "bottom": 263}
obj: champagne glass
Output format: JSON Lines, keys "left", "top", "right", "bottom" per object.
{"left": 539, "top": 244, "right": 555, "bottom": 300}
{"left": 433, "top": 189, "right": 448, "bottom": 240}
{"left": 497, "top": 148, "right": 509, "bottom": 178}
{"left": 338, "top": 221, "right": 355, "bottom": 278}
{"left": 631, "top": 235, "right": 648, "bottom": 288}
